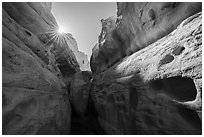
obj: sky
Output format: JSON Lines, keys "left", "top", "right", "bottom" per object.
{"left": 51, "top": 2, "right": 117, "bottom": 59}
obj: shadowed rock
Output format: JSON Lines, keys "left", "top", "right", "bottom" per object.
{"left": 70, "top": 71, "right": 92, "bottom": 116}
{"left": 2, "top": 2, "right": 82, "bottom": 134}
{"left": 2, "top": 36, "right": 71, "bottom": 134}
{"left": 91, "top": 12, "right": 202, "bottom": 135}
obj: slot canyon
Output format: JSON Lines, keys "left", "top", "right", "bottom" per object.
{"left": 2, "top": 2, "right": 202, "bottom": 135}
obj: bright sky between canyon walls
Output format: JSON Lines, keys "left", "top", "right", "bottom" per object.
{"left": 52, "top": 2, "right": 117, "bottom": 59}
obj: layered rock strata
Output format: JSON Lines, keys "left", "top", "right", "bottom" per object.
{"left": 91, "top": 2, "right": 202, "bottom": 74}
{"left": 91, "top": 12, "right": 202, "bottom": 134}
{"left": 2, "top": 2, "right": 89, "bottom": 134}
{"left": 2, "top": 2, "right": 202, "bottom": 135}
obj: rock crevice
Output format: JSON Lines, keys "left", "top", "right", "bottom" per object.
{"left": 90, "top": 7, "right": 202, "bottom": 134}
{"left": 2, "top": 2, "right": 202, "bottom": 135}
{"left": 2, "top": 2, "right": 90, "bottom": 135}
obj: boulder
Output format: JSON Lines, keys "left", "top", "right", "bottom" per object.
{"left": 70, "top": 71, "right": 92, "bottom": 116}
{"left": 91, "top": 2, "right": 202, "bottom": 73}
{"left": 91, "top": 12, "right": 202, "bottom": 134}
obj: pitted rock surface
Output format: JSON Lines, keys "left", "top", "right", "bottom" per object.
{"left": 91, "top": 12, "right": 202, "bottom": 135}
{"left": 91, "top": 2, "right": 202, "bottom": 73}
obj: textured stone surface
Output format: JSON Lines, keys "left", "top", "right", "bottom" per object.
{"left": 2, "top": 37, "right": 71, "bottom": 134}
{"left": 70, "top": 71, "right": 92, "bottom": 116}
{"left": 63, "top": 33, "right": 90, "bottom": 71}
{"left": 3, "top": 2, "right": 202, "bottom": 135}
{"left": 91, "top": 12, "right": 202, "bottom": 134}
{"left": 2, "top": 9, "right": 49, "bottom": 69}
{"left": 91, "top": 2, "right": 202, "bottom": 73}
{"left": 2, "top": 2, "right": 81, "bottom": 76}
{"left": 3, "top": 2, "right": 57, "bottom": 43}
{"left": 3, "top": 2, "right": 89, "bottom": 72}
{"left": 2, "top": 2, "right": 79, "bottom": 135}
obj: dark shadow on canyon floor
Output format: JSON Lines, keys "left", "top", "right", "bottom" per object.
{"left": 71, "top": 93, "right": 105, "bottom": 135}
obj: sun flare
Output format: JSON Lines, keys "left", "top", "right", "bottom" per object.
{"left": 57, "top": 27, "right": 65, "bottom": 34}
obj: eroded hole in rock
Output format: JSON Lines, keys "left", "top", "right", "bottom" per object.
{"left": 149, "top": 76, "right": 197, "bottom": 102}
{"left": 172, "top": 46, "right": 185, "bottom": 56}
{"left": 148, "top": 9, "right": 155, "bottom": 20}
{"left": 3, "top": 2, "right": 202, "bottom": 135}
{"left": 159, "top": 54, "right": 174, "bottom": 65}
{"left": 177, "top": 106, "right": 202, "bottom": 130}
{"left": 25, "top": 30, "right": 31, "bottom": 36}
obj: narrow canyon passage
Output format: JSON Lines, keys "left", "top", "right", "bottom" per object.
{"left": 70, "top": 94, "right": 105, "bottom": 135}
{"left": 2, "top": 2, "right": 202, "bottom": 135}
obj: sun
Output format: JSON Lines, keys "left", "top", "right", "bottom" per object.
{"left": 57, "top": 27, "right": 65, "bottom": 34}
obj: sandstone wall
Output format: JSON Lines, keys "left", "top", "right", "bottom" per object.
{"left": 2, "top": 2, "right": 79, "bottom": 134}
{"left": 91, "top": 11, "right": 202, "bottom": 135}
{"left": 91, "top": 2, "right": 202, "bottom": 73}
{"left": 63, "top": 33, "right": 91, "bottom": 71}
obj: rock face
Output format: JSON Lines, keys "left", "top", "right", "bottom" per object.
{"left": 2, "top": 2, "right": 202, "bottom": 135}
{"left": 2, "top": 2, "right": 87, "bottom": 134}
{"left": 63, "top": 33, "right": 91, "bottom": 71}
{"left": 91, "top": 2, "right": 202, "bottom": 73}
{"left": 3, "top": 2, "right": 90, "bottom": 77}
{"left": 2, "top": 28, "right": 71, "bottom": 134}
{"left": 70, "top": 71, "right": 92, "bottom": 116}
{"left": 91, "top": 12, "right": 202, "bottom": 134}
{"left": 69, "top": 71, "right": 106, "bottom": 135}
